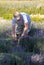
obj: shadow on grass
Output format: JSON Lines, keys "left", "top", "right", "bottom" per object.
{"left": 0, "top": 27, "right": 44, "bottom": 65}
{"left": 0, "top": 27, "right": 44, "bottom": 53}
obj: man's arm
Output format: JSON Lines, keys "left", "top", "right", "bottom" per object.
{"left": 21, "top": 14, "right": 29, "bottom": 36}
{"left": 12, "top": 25, "right": 17, "bottom": 39}
{"left": 11, "top": 17, "right": 15, "bottom": 34}
{"left": 11, "top": 17, "right": 17, "bottom": 39}
{"left": 12, "top": 25, "right": 15, "bottom": 34}
{"left": 21, "top": 22, "right": 28, "bottom": 36}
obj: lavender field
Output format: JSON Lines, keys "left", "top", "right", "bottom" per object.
{"left": 0, "top": 17, "right": 44, "bottom": 65}
{"left": 0, "top": 0, "right": 44, "bottom": 65}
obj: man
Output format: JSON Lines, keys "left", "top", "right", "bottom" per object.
{"left": 11, "top": 12, "right": 31, "bottom": 41}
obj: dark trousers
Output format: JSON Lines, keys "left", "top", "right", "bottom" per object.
{"left": 16, "top": 34, "right": 21, "bottom": 40}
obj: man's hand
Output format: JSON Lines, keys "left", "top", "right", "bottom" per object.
{"left": 12, "top": 33, "right": 17, "bottom": 40}
{"left": 21, "top": 33, "right": 25, "bottom": 36}
{"left": 21, "top": 33, "right": 27, "bottom": 37}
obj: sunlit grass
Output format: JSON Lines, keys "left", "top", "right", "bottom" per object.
{"left": 0, "top": 1, "right": 44, "bottom": 21}
{"left": 0, "top": 7, "right": 44, "bottom": 22}
{"left": 31, "top": 16, "right": 44, "bottom": 22}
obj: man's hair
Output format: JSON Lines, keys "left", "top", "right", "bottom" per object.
{"left": 13, "top": 12, "right": 20, "bottom": 17}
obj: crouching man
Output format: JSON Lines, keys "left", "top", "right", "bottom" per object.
{"left": 11, "top": 12, "right": 31, "bottom": 41}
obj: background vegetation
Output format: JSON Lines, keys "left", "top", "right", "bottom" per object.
{"left": 0, "top": 1, "right": 44, "bottom": 21}
{"left": 0, "top": 0, "right": 44, "bottom": 65}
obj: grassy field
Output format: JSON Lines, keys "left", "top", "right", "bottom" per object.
{"left": 0, "top": 1, "right": 44, "bottom": 65}
{"left": 0, "top": 1, "right": 44, "bottom": 21}
{"left": 0, "top": 18, "right": 44, "bottom": 65}
{"left": 0, "top": 0, "right": 44, "bottom": 52}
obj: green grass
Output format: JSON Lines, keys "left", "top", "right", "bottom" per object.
{"left": 0, "top": 1, "right": 44, "bottom": 21}
{"left": 0, "top": 7, "right": 44, "bottom": 22}
{"left": 0, "top": 1, "right": 44, "bottom": 65}
{"left": 31, "top": 16, "right": 44, "bottom": 22}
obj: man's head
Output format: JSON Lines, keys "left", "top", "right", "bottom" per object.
{"left": 13, "top": 12, "right": 20, "bottom": 20}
